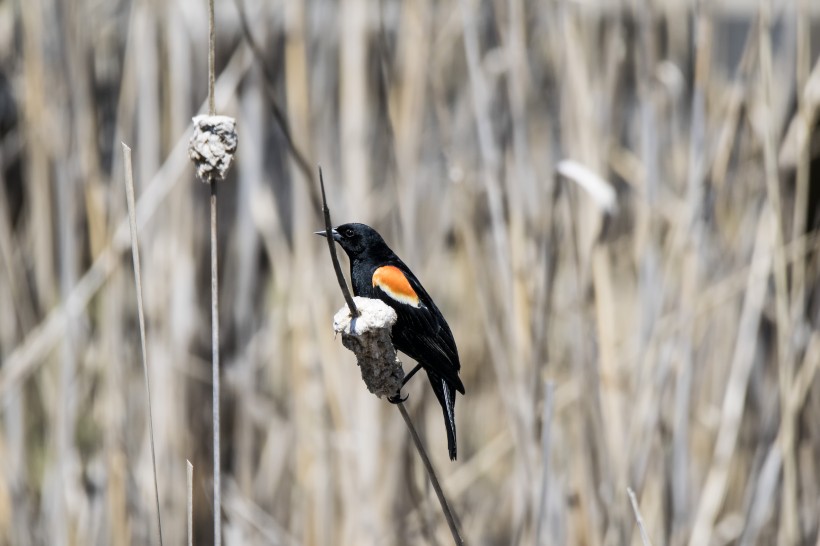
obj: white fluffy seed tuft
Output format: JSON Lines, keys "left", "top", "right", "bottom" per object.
{"left": 188, "top": 115, "right": 238, "bottom": 181}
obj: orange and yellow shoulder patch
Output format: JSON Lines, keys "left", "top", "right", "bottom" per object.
{"left": 372, "top": 266, "right": 420, "bottom": 307}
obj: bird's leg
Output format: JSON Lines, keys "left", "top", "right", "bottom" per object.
{"left": 387, "top": 363, "right": 424, "bottom": 404}
{"left": 401, "top": 363, "right": 423, "bottom": 386}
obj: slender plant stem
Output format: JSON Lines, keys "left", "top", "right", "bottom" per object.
{"left": 208, "top": 0, "right": 215, "bottom": 117}
{"left": 319, "top": 168, "right": 358, "bottom": 317}
{"left": 122, "top": 143, "right": 164, "bottom": 546}
{"left": 627, "top": 487, "right": 652, "bottom": 546}
{"left": 187, "top": 460, "right": 194, "bottom": 546}
{"left": 210, "top": 179, "right": 221, "bottom": 546}
{"left": 206, "top": 0, "right": 221, "bottom": 543}
{"left": 397, "top": 402, "right": 463, "bottom": 545}
{"left": 535, "top": 380, "right": 555, "bottom": 544}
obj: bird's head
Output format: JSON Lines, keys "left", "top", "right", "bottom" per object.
{"left": 315, "top": 222, "right": 386, "bottom": 258}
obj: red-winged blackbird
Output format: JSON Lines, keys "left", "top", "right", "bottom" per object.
{"left": 317, "top": 223, "right": 465, "bottom": 460}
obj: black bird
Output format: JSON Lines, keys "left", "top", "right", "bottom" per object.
{"left": 317, "top": 223, "right": 465, "bottom": 460}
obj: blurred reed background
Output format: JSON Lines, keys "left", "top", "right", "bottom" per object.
{"left": 0, "top": 0, "right": 819, "bottom": 544}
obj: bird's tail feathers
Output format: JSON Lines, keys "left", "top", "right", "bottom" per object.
{"left": 428, "top": 371, "right": 458, "bottom": 460}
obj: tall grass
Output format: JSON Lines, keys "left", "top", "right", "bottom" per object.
{"left": 0, "top": 1, "right": 818, "bottom": 545}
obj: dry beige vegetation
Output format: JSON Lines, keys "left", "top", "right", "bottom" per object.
{"left": 0, "top": 0, "right": 819, "bottom": 545}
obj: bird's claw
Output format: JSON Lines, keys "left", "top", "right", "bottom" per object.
{"left": 388, "top": 392, "right": 408, "bottom": 404}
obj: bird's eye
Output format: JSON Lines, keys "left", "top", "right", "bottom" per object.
{"left": 344, "top": 228, "right": 355, "bottom": 238}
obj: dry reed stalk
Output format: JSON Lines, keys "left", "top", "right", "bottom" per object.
{"left": 688, "top": 206, "right": 775, "bottom": 546}
{"left": 187, "top": 460, "right": 193, "bottom": 546}
{"left": 390, "top": 0, "right": 425, "bottom": 252}
{"left": 209, "top": 175, "right": 221, "bottom": 545}
{"left": 340, "top": 0, "right": 371, "bottom": 220}
{"left": 54, "top": 158, "right": 77, "bottom": 546}
{"left": 535, "top": 381, "right": 555, "bottom": 545}
{"left": 710, "top": 16, "right": 759, "bottom": 189}
{"left": 0, "top": 136, "right": 30, "bottom": 546}
{"left": 231, "top": 73, "right": 264, "bottom": 498}
{"left": 208, "top": 183, "right": 223, "bottom": 538}
{"left": 122, "top": 143, "right": 164, "bottom": 545}
{"left": 100, "top": 192, "right": 129, "bottom": 546}
{"left": 786, "top": 9, "right": 814, "bottom": 544}
{"left": 0, "top": 325, "right": 21, "bottom": 540}
{"left": 0, "top": 173, "right": 34, "bottom": 333}
{"left": 135, "top": 2, "right": 160, "bottom": 191}
{"left": 627, "top": 487, "right": 652, "bottom": 546}
{"left": 20, "top": 0, "right": 55, "bottom": 310}
{"left": 671, "top": 8, "right": 711, "bottom": 543}
{"left": 757, "top": 10, "right": 800, "bottom": 544}
{"left": 206, "top": 0, "right": 222, "bottom": 542}
{"left": 789, "top": 0, "right": 812, "bottom": 313}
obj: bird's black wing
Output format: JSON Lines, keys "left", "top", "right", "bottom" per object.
{"left": 369, "top": 261, "right": 465, "bottom": 394}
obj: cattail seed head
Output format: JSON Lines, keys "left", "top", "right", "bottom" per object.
{"left": 188, "top": 115, "right": 238, "bottom": 181}
{"left": 333, "top": 297, "right": 405, "bottom": 398}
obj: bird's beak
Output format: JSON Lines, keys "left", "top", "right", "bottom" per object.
{"left": 314, "top": 227, "right": 340, "bottom": 241}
